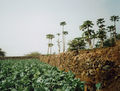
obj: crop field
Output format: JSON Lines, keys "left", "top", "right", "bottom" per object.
{"left": 0, "top": 59, "right": 84, "bottom": 91}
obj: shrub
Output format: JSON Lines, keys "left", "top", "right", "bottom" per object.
{"left": 0, "top": 48, "right": 5, "bottom": 57}
{"left": 25, "top": 52, "right": 41, "bottom": 57}
{"left": 68, "top": 37, "right": 86, "bottom": 51}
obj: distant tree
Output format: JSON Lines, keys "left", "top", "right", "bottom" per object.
{"left": 62, "top": 31, "right": 68, "bottom": 52}
{"left": 103, "top": 38, "right": 115, "bottom": 47}
{"left": 0, "top": 48, "right": 5, "bottom": 57}
{"left": 110, "top": 15, "right": 120, "bottom": 42}
{"left": 80, "top": 20, "right": 94, "bottom": 49}
{"left": 96, "top": 18, "right": 106, "bottom": 48}
{"left": 46, "top": 34, "right": 55, "bottom": 54}
{"left": 57, "top": 33, "right": 61, "bottom": 54}
{"left": 46, "top": 34, "right": 51, "bottom": 54}
{"left": 68, "top": 37, "right": 86, "bottom": 51}
{"left": 25, "top": 52, "right": 41, "bottom": 57}
{"left": 60, "top": 21, "right": 67, "bottom": 52}
{"left": 60, "top": 21, "right": 66, "bottom": 31}
{"left": 107, "top": 25, "right": 115, "bottom": 38}
{"left": 48, "top": 43, "right": 54, "bottom": 54}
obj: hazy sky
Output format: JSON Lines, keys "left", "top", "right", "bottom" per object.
{"left": 0, "top": 0, "right": 120, "bottom": 56}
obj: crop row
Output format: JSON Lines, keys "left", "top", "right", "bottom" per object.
{"left": 0, "top": 59, "right": 84, "bottom": 91}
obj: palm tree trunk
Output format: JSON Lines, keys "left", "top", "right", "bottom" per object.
{"left": 57, "top": 39, "right": 60, "bottom": 53}
{"left": 93, "top": 39, "right": 95, "bottom": 48}
{"left": 87, "top": 27, "right": 93, "bottom": 49}
{"left": 114, "top": 21, "right": 117, "bottom": 43}
{"left": 88, "top": 39, "right": 93, "bottom": 49}
{"left": 51, "top": 39, "right": 52, "bottom": 44}
{"left": 63, "top": 34, "right": 65, "bottom": 52}
{"left": 50, "top": 47, "right": 52, "bottom": 54}
{"left": 59, "top": 42, "right": 60, "bottom": 53}
{"left": 64, "top": 36, "right": 66, "bottom": 52}
{"left": 47, "top": 39, "right": 50, "bottom": 54}
{"left": 47, "top": 46, "right": 49, "bottom": 54}
{"left": 51, "top": 39, "right": 53, "bottom": 54}
{"left": 101, "top": 40, "right": 104, "bottom": 48}
{"left": 90, "top": 41, "right": 93, "bottom": 49}
{"left": 62, "top": 26, "right": 65, "bottom": 52}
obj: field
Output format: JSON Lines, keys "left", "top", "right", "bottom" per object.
{"left": 0, "top": 59, "right": 84, "bottom": 91}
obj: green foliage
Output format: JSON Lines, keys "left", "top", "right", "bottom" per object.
{"left": 68, "top": 37, "right": 86, "bottom": 51}
{"left": 25, "top": 52, "right": 41, "bottom": 57}
{"left": 96, "top": 18, "right": 106, "bottom": 48}
{"left": 0, "top": 59, "right": 84, "bottom": 91}
{"left": 110, "top": 16, "right": 119, "bottom": 23}
{"left": 46, "top": 34, "right": 55, "bottom": 54}
{"left": 96, "top": 38, "right": 115, "bottom": 48}
{"left": 107, "top": 25, "right": 115, "bottom": 33}
{"left": 46, "top": 34, "right": 55, "bottom": 40}
{"left": 110, "top": 15, "right": 120, "bottom": 42}
{"left": 80, "top": 20, "right": 94, "bottom": 31}
{"left": 103, "top": 38, "right": 115, "bottom": 47}
{"left": 80, "top": 20, "right": 94, "bottom": 49}
{"left": 116, "top": 33, "right": 120, "bottom": 40}
{"left": 95, "top": 41, "right": 101, "bottom": 48}
{"left": 0, "top": 48, "right": 5, "bottom": 57}
{"left": 60, "top": 21, "right": 66, "bottom": 26}
{"left": 62, "top": 31, "right": 68, "bottom": 35}
{"left": 48, "top": 43, "right": 54, "bottom": 47}
{"left": 96, "top": 30, "right": 106, "bottom": 41}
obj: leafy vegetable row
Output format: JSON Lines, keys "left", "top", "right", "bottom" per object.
{"left": 0, "top": 59, "right": 84, "bottom": 91}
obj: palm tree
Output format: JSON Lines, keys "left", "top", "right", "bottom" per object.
{"left": 46, "top": 34, "right": 51, "bottom": 54}
{"left": 97, "top": 18, "right": 105, "bottom": 26}
{"left": 48, "top": 43, "right": 53, "bottom": 54}
{"left": 46, "top": 34, "right": 55, "bottom": 54}
{"left": 60, "top": 21, "right": 66, "bottom": 31}
{"left": 110, "top": 15, "right": 120, "bottom": 42}
{"left": 107, "top": 25, "right": 115, "bottom": 38}
{"left": 96, "top": 18, "right": 106, "bottom": 47}
{"left": 80, "top": 20, "right": 94, "bottom": 49}
{"left": 62, "top": 31, "right": 68, "bottom": 52}
{"left": 97, "top": 30, "right": 106, "bottom": 47}
{"left": 60, "top": 21, "right": 66, "bottom": 52}
{"left": 57, "top": 33, "right": 61, "bottom": 54}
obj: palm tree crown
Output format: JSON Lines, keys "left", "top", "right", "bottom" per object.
{"left": 60, "top": 21, "right": 66, "bottom": 26}
{"left": 80, "top": 20, "right": 94, "bottom": 31}
{"left": 62, "top": 31, "right": 68, "bottom": 35}
{"left": 46, "top": 34, "right": 55, "bottom": 40}
{"left": 110, "top": 16, "right": 119, "bottom": 24}
{"left": 107, "top": 25, "right": 115, "bottom": 32}
{"left": 97, "top": 18, "right": 105, "bottom": 25}
{"left": 57, "top": 33, "right": 60, "bottom": 36}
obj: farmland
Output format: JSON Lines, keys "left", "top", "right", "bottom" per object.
{"left": 0, "top": 59, "right": 84, "bottom": 91}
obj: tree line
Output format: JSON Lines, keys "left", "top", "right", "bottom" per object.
{"left": 46, "top": 21, "right": 68, "bottom": 54}
{"left": 46, "top": 15, "right": 120, "bottom": 54}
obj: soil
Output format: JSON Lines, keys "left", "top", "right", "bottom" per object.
{"left": 40, "top": 40, "right": 120, "bottom": 91}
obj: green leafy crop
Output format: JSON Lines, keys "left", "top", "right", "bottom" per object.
{"left": 0, "top": 59, "right": 84, "bottom": 91}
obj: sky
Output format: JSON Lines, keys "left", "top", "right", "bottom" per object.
{"left": 0, "top": 0, "right": 120, "bottom": 56}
